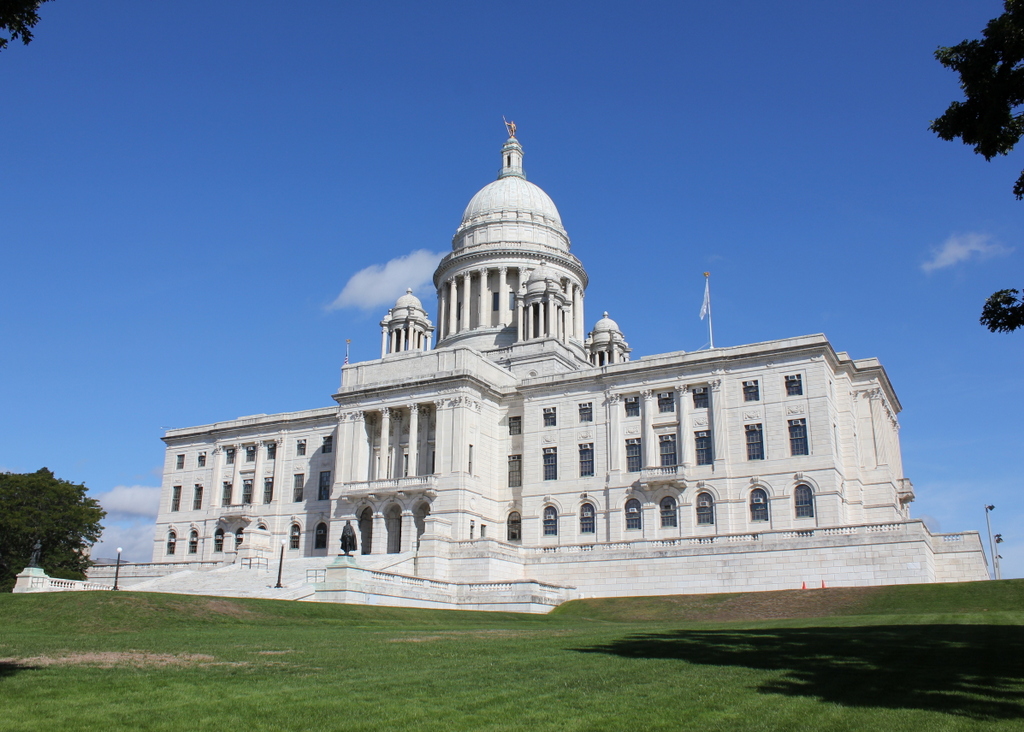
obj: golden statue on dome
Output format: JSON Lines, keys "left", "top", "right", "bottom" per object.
{"left": 503, "top": 117, "right": 517, "bottom": 138}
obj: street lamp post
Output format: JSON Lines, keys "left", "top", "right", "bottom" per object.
{"left": 113, "top": 547, "right": 123, "bottom": 591}
{"left": 984, "top": 505, "right": 1000, "bottom": 580}
{"left": 275, "top": 539, "right": 286, "bottom": 589}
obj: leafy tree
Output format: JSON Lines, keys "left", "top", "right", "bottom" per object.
{"left": 931, "top": 1, "right": 1024, "bottom": 332}
{"left": 0, "top": 468, "right": 105, "bottom": 592}
{"left": 0, "top": 0, "right": 53, "bottom": 52}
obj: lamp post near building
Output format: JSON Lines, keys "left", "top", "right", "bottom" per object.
{"left": 113, "top": 547, "right": 122, "bottom": 591}
{"left": 984, "top": 505, "right": 1001, "bottom": 580}
{"left": 275, "top": 539, "right": 286, "bottom": 589}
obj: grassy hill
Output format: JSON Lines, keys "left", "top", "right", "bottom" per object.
{"left": 2, "top": 581, "right": 1023, "bottom": 731}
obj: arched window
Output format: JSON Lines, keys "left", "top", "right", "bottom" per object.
{"left": 213, "top": 528, "right": 224, "bottom": 553}
{"left": 696, "top": 492, "right": 715, "bottom": 525}
{"left": 188, "top": 530, "right": 198, "bottom": 554}
{"left": 543, "top": 506, "right": 558, "bottom": 536}
{"left": 314, "top": 522, "right": 328, "bottom": 549}
{"left": 750, "top": 488, "right": 769, "bottom": 522}
{"left": 625, "top": 499, "right": 642, "bottom": 530}
{"left": 795, "top": 484, "right": 815, "bottom": 518}
{"left": 358, "top": 507, "right": 372, "bottom": 555}
{"left": 166, "top": 530, "right": 177, "bottom": 555}
{"left": 507, "top": 511, "right": 522, "bottom": 542}
{"left": 235, "top": 529, "right": 244, "bottom": 548}
{"left": 579, "top": 503, "right": 595, "bottom": 534}
{"left": 289, "top": 523, "right": 301, "bottom": 549}
{"left": 660, "top": 496, "right": 677, "bottom": 527}
{"left": 385, "top": 505, "right": 402, "bottom": 554}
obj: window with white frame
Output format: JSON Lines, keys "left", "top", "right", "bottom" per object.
{"left": 743, "top": 380, "right": 760, "bottom": 402}
{"left": 625, "top": 439, "right": 642, "bottom": 472}
{"left": 290, "top": 524, "right": 301, "bottom": 549}
{"left": 314, "top": 522, "right": 328, "bottom": 549}
{"left": 293, "top": 474, "right": 304, "bottom": 502}
{"left": 696, "top": 492, "right": 715, "bottom": 525}
{"left": 508, "top": 455, "right": 522, "bottom": 487}
{"left": 695, "top": 431, "right": 713, "bottom": 465}
{"left": 750, "top": 488, "right": 769, "bottom": 522}
{"left": 322, "top": 435, "right": 333, "bottom": 454}
{"left": 263, "top": 477, "right": 274, "bottom": 504}
{"left": 192, "top": 485, "right": 203, "bottom": 510}
{"left": 175, "top": 454, "right": 184, "bottom": 470}
{"left": 225, "top": 447, "right": 236, "bottom": 465}
{"left": 543, "top": 506, "right": 558, "bottom": 536}
{"left": 789, "top": 419, "right": 809, "bottom": 455}
{"left": 508, "top": 415, "right": 522, "bottom": 435}
{"left": 245, "top": 445, "right": 256, "bottom": 462}
{"left": 296, "top": 439, "right": 306, "bottom": 456}
{"left": 266, "top": 442, "right": 276, "bottom": 460}
{"left": 507, "top": 512, "right": 522, "bottom": 542}
{"left": 166, "top": 531, "right": 176, "bottom": 555}
{"left": 745, "top": 423, "right": 765, "bottom": 460}
{"left": 242, "top": 479, "right": 253, "bottom": 504}
{"left": 171, "top": 486, "right": 181, "bottom": 512}
{"left": 578, "top": 402, "right": 593, "bottom": 423}
{"left": 579, "top": 443, "right": 594, "bottom": 477}
{"left": 795, "top": 484, "right": 815, "bottom": 518}
{"left": 659, "top": 434, "right": 677, "bottom": 467}
{"left": 785, "top": 374, "right": 803, "bottom": 396}
{"left": 543, "top": 407, "right": 557, "bottom": 427}
{"left": 543, "top": 448, "right": 557, "bottom": 480}
{"left": 188, "top": 530, "right": 198, "bottom": 554}
{"left": 660, "top": 496, "right": 677, "bottom": 527}
{"left": 318, "top": 471, "right": 331, "bottom": 500}
{"left": 624, "top": 396, "right": 640, "bottom": 417}
{"left": 213, "top": 528, "right": 224, "bottom": 552}
{"left": 221, "top": 481, "right": 232, "bottom": 506}
{"left": 580, "top": 503, "right": 596, "bottom": 534}
{"left": 692, "top": 387, "right": 709, "bottom": 409}
{"left": 197, "top": 452, "right": 206, "bottom": 467}
{"left": 625, "top": 498, "right": 642, "bottom": 530}
{"left": 657, "top": 392, "right": 675, "bottom": 413}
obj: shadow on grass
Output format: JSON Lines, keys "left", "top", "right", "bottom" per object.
{"left": 0, "top": 662, "right": 35, "bottom": 678}
{"left": 574, "top": 625, "right": 1024, "bottom": 720}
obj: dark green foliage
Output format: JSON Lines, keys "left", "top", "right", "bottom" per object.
{"left": 0, "top": 0, "right": 52, "bottom": 52}
{"left": 0, "top": 468, "right": 105, "bottom": 592}
{"left": 932, "top": 3, "right": 1024, "bottom": 333}
{"left": 981, "top": 288, "right": 1024, "bottom": 331}
{"left": 931, "top": 0, "right": 1024, "bottom": 199}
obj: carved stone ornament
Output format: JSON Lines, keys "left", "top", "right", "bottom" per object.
{"left": 641, "top": 389, "right": 653, "bottom": 399}
{"left": 693, "top": 417, "right": 709, "bottom": 426}
{"left": 786, "top": 406, "right": 805, "bottom": 415}
{"left": 676, "top": 383, "right": 690, "bottom": 394}
{"left": 605, "top": 391, "right": 621, "bottom": 405}
{"left": 709, "top": 378, "right": 722, "bottom": 389}
{"left": 743, "top": 411, "right": 761, "bottom": 421}
{"left": 578, "top": 431, "right": 593, "bottom": 440}
{"left": 542, "top": 435, "right": 556, "bottom": 444}
{"left": 624, "top": 426, "right": 641, "bottom": 435}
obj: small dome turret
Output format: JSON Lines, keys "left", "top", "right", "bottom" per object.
{"left": 586, "top": 311, "right": 630, "bottom": 366}
{"left": 380, "top": 288, "right": 434, "bottom": 358}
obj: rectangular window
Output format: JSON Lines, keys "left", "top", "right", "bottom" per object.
{"left": 263, "top": 477, "right": 274, "bottom": 504}
{"left": 692, "top": 387, "right": 709, "bottom": 409}
{"left": 509, "top": 291, "right": 516, "bottom": 311}
{"left": 468, "top": 444, "right": 474, "bottom": 474}
{"left": 789, "top": 419, "right": 809, "bottom": 456}
{"left": 625, "top": 439, "right": 642, "bottom": 472}
{"left": 624, "top": 396, "right": 640, "bottom": 417}
{"left": 785, "top": 374, "right": 803, "bottom": 396}
{"left": 293, "top": 474, "right": 304, "bottom": 502}
{"left": 543, "top": 447, "right": 558, "bottom": 480}
{"left": 171, "top": 485, "right": 181, "bottom": 512}
{"left": 657, "top": 392, "right": 675, "bottom": 413}
{"left": 197, "top": 452, "right": 206, "bottom": 467}
{"left": 492, "top": 291, "right": 500, "bottom": 311}
{"left": 580, "top": 504, "right": 595, "bottom": 534}
{"left": 579, "top": 443, "right": 594, "bottom": 477}
{"left": 225, "top": 447, "right": 236, "bottom": 465}
{"left": 222, "top": 481, "right": 232, "bottom": 505}
{"left": 192, "top": 484, "right": 203, "bottom": 510}
{"left": 318, "top": 471, "right": 331, "bottom": 500}
{"left": 659, "top": 434, "right": 677, "bottom": 467}
{"left": 508, "top": 415, "right": 522, "bottom": 435}
{"left": 543, "top": 407, "right": 557, "bottom": 427}
{"left": 743, "top": 380, "right": 760, "bottom": 402}
{"left": 175, "top": 454, "right": 184, "bottom": 470}
{"left": 242, "top": 479, "right": 253, "bottom": 504}
{"left": 578, "top": 402, "right": 593, "bottom": 423}
{"left": 245, "top": 445, "right": 256, "bottom": 462}
{"left": 508, "top": 455, "right": 522, "bottom": 487}
{"left": 266, "top": 442, "right": 276, "bottom": 460}
{"left": 296, "top": 439, "right": 306, "bottom": 456}
{"left": 322, "top": 435, "right": 333, "bottom": 454}
{"left": 745, "top": 423, "right": 765, "bottom": 460}
{"left": 695, "top": 431, "right": 713, "bottom": 465}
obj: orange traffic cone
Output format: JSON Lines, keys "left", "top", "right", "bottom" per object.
{"left": 801, "top": 581, "right": 806, "bottom": 589}
{"left": 821, "top": 580, "right": 827, "bottom": 589}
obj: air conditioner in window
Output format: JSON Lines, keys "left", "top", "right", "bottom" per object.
{"left": 752, "top": 496, "right": 765, "bottom": 503}
{"left": 698, "top": 499, "right": 711, "bottom": 507}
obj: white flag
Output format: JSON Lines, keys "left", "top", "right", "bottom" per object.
{"left": 699, "top": 277, "right": 710, "bottom": 320}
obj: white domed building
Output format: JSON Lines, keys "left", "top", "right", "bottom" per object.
{"left": 130, "top": 132, "right": 988, "bottom": 610}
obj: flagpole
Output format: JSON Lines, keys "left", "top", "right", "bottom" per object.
{"left": 345, "top": 339, "right": 351, "bottom": 364}
{"left": 705, "top": 272, "right": 714, "bottom": 349}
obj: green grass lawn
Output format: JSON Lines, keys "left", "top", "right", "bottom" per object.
{"left": 2, "top": 581, "right": 1023, "bottom": 731}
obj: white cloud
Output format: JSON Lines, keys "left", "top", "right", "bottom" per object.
{"left": 921, "top": 233, "right": 1012, "bottom": 273}
{"left": 93, "top": 485, "right": 161, "bottom": 520}
{"left": 328, "top": 249, "right": 445, "bottom": 311}
{"left": 92, "top": 520, "right": 155, "bottom": 563}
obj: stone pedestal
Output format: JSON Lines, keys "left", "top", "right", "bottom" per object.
{"left": 12, "top": 566, "right": 49, "bottom": 593}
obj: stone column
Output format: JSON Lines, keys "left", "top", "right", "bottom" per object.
{"left": 572, "top": 285, "right": 582, "bottom": 340}
{"left": 437, "top": 289, "right": 445, "bottom": 339}
{"left": 676, "top": 385, "right": 692, "bottom": 468}
{"left": 400, "top": 509, "right": 415, "bottom": 552}
{"left": 516, "top": 293, "right": 524, "bottom": 341}
{"left": 408, "top": 404, "right": 419, "bottom": 476}
{"left": 459, "top": 271, "right": 470, "bottom": 332}
{"left": 447, "top": 279, "right": 457, "bottom": 337}
{"left": 372, "top": 510, "right": 386, "bottom": 554}
{"left": 710, "top": 379, "right": 726, "bottom": 466}
{"left": 606, "top": 392, "right": 622, "bottom": 472}
{"left": 353, "top": 412, "right": 369, "bottom": 481}
{"left": 425, "top": 330, "right": 432, "bottom": 351}
{"left": 380, "top": 327, "right": 388, "bottom": 358}
{"left": 476, "top": 268, "right": 487, "bottom": 329}
{"left": 253, "top": 441, "right": 265, "bottom": 504}
{"left": 545, "top": 296, "right": 554, "bottom": 338}
{"left": 378, "top": 407, "right": 391, "bottom": 480}
{"left": 498, "top": 267, "right": 508, "bottom": 326}
{"left": 432, "top": 399, "right": 447, "bottom": 474}
{"left": 641, "top": 390, "right": 656, "bottom": 468}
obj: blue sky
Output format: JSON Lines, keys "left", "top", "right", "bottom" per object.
{"left": 1, "top": 1, "right": 1021, "bottom": 575}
